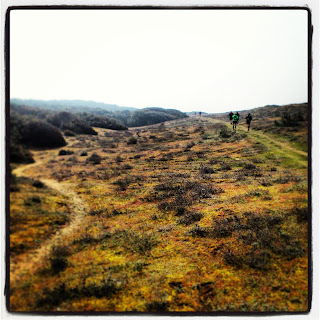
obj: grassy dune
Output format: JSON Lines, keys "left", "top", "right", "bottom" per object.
{"left": 9, "top": 116, "right": 309, "bottom": 312}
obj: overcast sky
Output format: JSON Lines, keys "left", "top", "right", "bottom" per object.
{"left": 10, "top": 9, "right": 308, "bottom": 113}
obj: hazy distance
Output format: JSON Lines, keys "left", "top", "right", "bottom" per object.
{"left": 10, "top": 9, "right": 308, "bottom": 114}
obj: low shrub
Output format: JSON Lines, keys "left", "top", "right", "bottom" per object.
{"left": 199, "top": 164, "right": 215, "bottom": 176}
{"left": 49, "top": 245, "right": 70, "bottom": 274}
{"left": 247, "top": 250, "right": 271, "bottom": 270}
{"left": 113, "top": 178, "right": 130, "bottom": 191}
{"left": 219, "top": 127, "right": 232, "bottom": 138}
{"left": 86, "top": 153, "right": 102, "bottom": 165}
{"left": 221, "top": 163, "right": 232, "bottom": 171}
{"left": 113, "top": 230, "right": 158, "bottom": 255}
{"left": 10, "top": 142, "right": 34, "bottom": 164}
{"left": 185, "top": 141, "right": 196, "bottom": 149}
{"left": 291, "top": 206, "right": 308, "bottom": 222}
{"left": 58, "top": 149, "right": 74, "bottom": 156}
{"left": 188, "top": 225, "right": 210, "bottom": 237}
{"left": 115, "top": 155, "right": 123, "bottom": 163}
{"left": 145, "top": 300, "right": 169, "bottom": 312}
{"left": 24, "top": 196, "right": 41, "bottom": 205}
{"left": 37, "top": 276, "right": 121, "bottom": 310}
{"left": 212, "top": 216, "right": 241, "bottom": 237}
{"left": 283, "top": 241, "right": 304, "bottom": 260}
{"left": 127, "top": 136, "right": 138, "bottom": 145}
{"left": 223, "top": 249, "right": 244, "bottom": 268}
{"left": 177, "top": 211, "right": 203, "bottom": 226}
{"left": 47, "top": 111, "right": 98, "bottom": 135}
{"left": 32, "top": 180, "right": 46, "bottom": 188}
{"left": 243, "top": 163, "right": 257, "bottom": 170}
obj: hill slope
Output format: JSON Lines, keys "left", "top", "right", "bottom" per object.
{"left": 9, "top": 110, "right": 309, "bottom": 312}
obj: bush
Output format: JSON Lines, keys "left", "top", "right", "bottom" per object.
{"left": 177, "top": 211, "right": 203, "bottom": 226}
{"left": 49, "top": 245, "right": 70, "bottom": 274}
{"left": 115, "top": 155, "right": 123, "bottom": 163}
{"left": 291, "top": 206, "right": 308, "bottom": 222}
{"left": 128, "top": 108, "right": 187, "bottom": 127}
{"left": 113, "top": 178, "right": 130, "bottom": 191}
{"left": 221, "top": 163, "right": 231, "bottom": 171}
{"left": 21, "top": 119, "right": 67, "bottom": 148}
{"left": 47, "top": 111, "right": 98, "bottom": 135}
{"left": 113, "top": 230, "right": 158, "bottom": 255}
{"left": 24, "top": 196, "right": 41, "bottom": 205}
{"left": 223, "top": 249, "right": 244, "bottom": 268}
{"left": 79, "top": 151, "right": 88, "bottom": 156}
{"left": 212, "top": 216, "right": 241, "bottom": 237}
{"left": 247, "top": 250, "right": 270, "bottom": 270}
{"left": 86, "top": 153, "right": 102, "bottom": 164}
{"left": 185, "top": 141, "right": 196, "bottom": 149}
{"left": 145, "top": 300, "right": 169, "bottom": 312}
{"left": 78, "top": 112, "right": 128, "bottom": 130}
{"left": 10, "top": 141, "right": 34, "bottom": 163}
{"left": 58, "top": 149, "right": 74, "bottom": 156}
{"left": 37, "top": 277, "right": 121, "bottom": 309}
{"left": 32, "top": 180, "right": 46, "bottom": 188}
{"left": 188, "top": 225, "right": 210, "bottom": 237}
{"left": 219, "top": 127, "right": 232, "bottom": 138}
{"left": 127, "top": 136, "right": 138, "bottom": 145}
{"left": 199, "top": 164, "right": 215, "bottom": 175}
{"left": 243, "top": 163, "right": 256, "bottom": 170}
{"left": 281, "top": 112, "right": 299, "bottom": 127}
{"left": 153, "top": 179, "right": 222, "bottom": 217}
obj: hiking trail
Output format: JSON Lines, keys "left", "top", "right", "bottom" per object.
{"left": 213, "top": 119, "right": 308, "bottom": 169}
{"left": 11, "top": 160, "right": 89, "bottom": 284}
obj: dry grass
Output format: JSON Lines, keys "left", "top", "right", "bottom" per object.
{"left": 9, "top": 117, "right": 309, "bottom": 312}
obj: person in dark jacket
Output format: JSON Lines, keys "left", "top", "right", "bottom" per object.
{"left": 246, "top": 113, "right": 253, "bottom": 131}
{"left": 236, "top": 112, "right": 240, "bottom": 123}
{"left": 228, "top": 112, "right": 234, "bottom": 124}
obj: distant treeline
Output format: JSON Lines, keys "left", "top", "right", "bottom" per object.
{"left": 10, "top": 100, "right": 188, "bottom": 163}
{"left": 10, "top": 99, "right": 188, "bottom": 128}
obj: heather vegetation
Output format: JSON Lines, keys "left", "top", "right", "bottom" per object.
{"left": 9, "top": 103, "right": 309, "bottom": 313}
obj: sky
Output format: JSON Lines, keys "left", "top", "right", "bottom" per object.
{"left": 10, "top": 9, "right": 308, "bottom": 113}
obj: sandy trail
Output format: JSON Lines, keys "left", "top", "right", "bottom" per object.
{"left": 212, "top": 119, "right": 307, "bottom": 167}
{"left": 11, "top": 162, "right": 88, "bottom": 284}
{"left": 247, "top": 129, "right": 308, "bottom": 158}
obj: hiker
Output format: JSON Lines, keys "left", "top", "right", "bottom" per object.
{"left": 236, "top": 112, "right": 240, "bottom": 123}
{"left": 228, "top": 111, "right": 233, "bottom": 124}
{"left": 246, "top": 113, "right": 253, "bottom": 131}
{"left": 232, "top": 113, "right": 239, "bottom": 131}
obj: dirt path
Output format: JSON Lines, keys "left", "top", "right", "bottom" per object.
{"left": 243, "top": 128, "right": 308, "bottom": 168}
{"left": 211, "top": 119, "right": 307, "bottom": 168}
{"left": 11, "top": 162, "right": 88, "bottom": 284}
{"left": 245, "top": 128, "right": 308, "bottom": 158}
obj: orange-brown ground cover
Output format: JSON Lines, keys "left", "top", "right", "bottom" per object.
{"left": 9, "top": 117, "right": 308, "bottom": 312}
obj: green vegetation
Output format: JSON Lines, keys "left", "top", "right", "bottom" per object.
{"left": 127, "top": 108, "right": 188, "bottom": 127}
{"left": 11, "top": 100, "right": 188, "bottom": 129}
{"left": 78, "top": 112, "right": 128, "bottom": 130}
{"left": 47, "top": 111, "right": 98, "bottom": 135}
